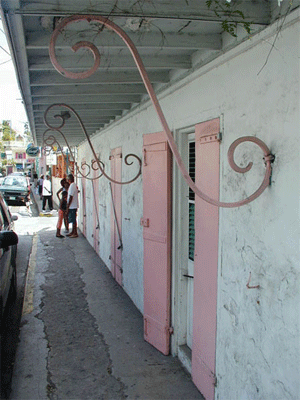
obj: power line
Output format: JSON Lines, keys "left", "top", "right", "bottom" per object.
{"left": 0, "top": 58, "right": 12, "bottom": 65}
{"left": 0, "top": 45, "right": 10, "bottom": 56}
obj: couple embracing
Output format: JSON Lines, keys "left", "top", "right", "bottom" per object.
{"left": 56, "top": 173, "right": 78, "bottom": 238}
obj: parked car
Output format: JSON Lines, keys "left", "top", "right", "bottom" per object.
{"left": 0, "top": 195, "right": 18, "bottom": 320}
{"left": 0, "top": 175, "right": 31, "bottom": 205}
{"left": 9, "top": 172, "right": 25, "bottom": 176}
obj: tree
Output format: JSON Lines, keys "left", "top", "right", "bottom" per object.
{"left": 24, "top": 122, "right": 31, "bottom": 137}
{"left": 1, "top": 120, "right": 16, "bottom": 141}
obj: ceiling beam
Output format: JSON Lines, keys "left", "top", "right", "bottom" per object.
{"left": 29, "top": 70, "right": 170, "bottom": 85}
{"left": 33, "top": 103, "right": 131, "bottom": 111}
{"left": 9, "top": 0, "right": 271, "bottom": 24}
{"left": 26, "top": 30, "right": 222, "bottom": 51}
{"left": 31, "top": 83, "right": 147, "bottom": 96}
{"left": 32, "top": 94, "right": 142, "bottom": 104}
{"left": 34, "top": 109, "right": 123, "bottom": 117}
{"left": 35, "top": 122, "right": 111, "bottom": 127}
{"left": 34, "top": 114, "right": 117, "bottom": 122}
{"left": 28, "top": 54, "right": 192, "bottom": 70}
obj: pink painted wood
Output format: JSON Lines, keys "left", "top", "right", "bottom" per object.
{"left": 81, "top": 169, "right": 87, "bottom": 237}
{"left": 92, "top": 168, "right": 100, "bottom": 254}
{"left": 192, "top": 119, "right": 220, "bottom": 400}
{"left": 50, "top": 15, "right": 273, "bottom": 207}
{"left": 143, "top": 132, "right": 172, "bottom": 355}
{"left": 110, "top": 148, "right": 122, "bottom": 286}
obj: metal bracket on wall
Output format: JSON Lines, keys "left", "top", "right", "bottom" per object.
{"left": 43, "top": 104, "right": 142, "bottom": 185}
{"left": 49, "top": 14, "right": 275, "bottom": 208}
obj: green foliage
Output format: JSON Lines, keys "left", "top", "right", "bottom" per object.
{"left": 24, "top": 122, "right": 31, "bottom": 136}
{"left": 1, "top": 120, "right": 16, "bottom": 141}
{"left": 206, "top": 0, "right": 252, "bottom": 37}
{"left": 1, "top": 159, "right": 16, "bottom": 166}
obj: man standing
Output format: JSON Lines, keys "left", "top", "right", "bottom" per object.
{"left": 66, "top": 173, "right": 79, "bottom": 238}
{"left": 42, "top": 175, "right": 53, "bottom": 212}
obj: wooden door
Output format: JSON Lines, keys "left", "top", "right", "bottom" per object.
{"left": 110, "top": 147, "right": 122, "bottom": 286}
{"left": 81, "top": 175, "right": 87, "bottom": 237}
{"left": 142, "top": 132, "right": 172, "bottom": 355}
{"left": 92, "top": 168, "right": 100, "bottom": 254}
{"left": 192, "top": 118, "right": 220, "bottom": 400}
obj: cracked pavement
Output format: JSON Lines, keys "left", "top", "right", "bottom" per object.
{"left": 10, "top": 214, "right": 202, "bottom": 400}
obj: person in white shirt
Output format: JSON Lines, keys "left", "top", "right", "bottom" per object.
{"left": 42, "top": 175, "right": 53, "bottom": 211}
{"left": 66, "top": 173, "right": 79, "bottom": 238}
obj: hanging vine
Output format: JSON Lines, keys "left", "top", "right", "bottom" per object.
{"left": 206, "top": 0, "right": 251, "bottom": 36}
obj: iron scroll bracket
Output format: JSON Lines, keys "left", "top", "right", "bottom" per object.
{"left": 49, "top": 14, "right": 275, "bottom": 208}
{"left": 43, "top": 104, "right": 142, "bottom": 185}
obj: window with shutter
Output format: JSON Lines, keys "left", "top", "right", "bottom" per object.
{"left": 188, "top": 140, "right": 195, "bottom": 261}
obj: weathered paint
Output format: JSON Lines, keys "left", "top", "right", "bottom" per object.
{"left": 142, "top": 132, "right": 172, "bottom": 355}
{"left": 81, "top": 170, "right": 87, "bottom": 237}
{"left": 77, "top": 14, "right": 300, "bottom": 400}
{"left": 92, "top": 167, "right": 100, "bottom": 254}
{"left": 192, "top": 118, "right": 220, "bottom": 400}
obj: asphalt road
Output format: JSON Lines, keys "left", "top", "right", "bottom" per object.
{"left": 0, "top": 198, "right": 38, "bottom": 399}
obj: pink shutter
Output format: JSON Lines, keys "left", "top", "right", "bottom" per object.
{"left": 142, "top": 132, "right": 172, "bottom": 355}
{"left": 192, "top": 118, "right": 220, "bottom": 400}
{"left": 92, "top": 168, "right": 100, "bottom": 254}
{"left": 81, "top": 170, "right": 87, "bottom": 237}
{"left": 110, "top": 147, "right": 122, "bottom": 286}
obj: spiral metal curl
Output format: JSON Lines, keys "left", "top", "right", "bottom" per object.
{"left": 49, "top": 15, "right": 274, "bottom": 207}
{"left": 42, "top": 128, "right": 105, "bottom": 181}
{"left": 43, "top": 103, "right": 142, "bottom": 184}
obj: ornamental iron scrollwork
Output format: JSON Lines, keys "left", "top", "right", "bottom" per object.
{"left": 49, "top": 14, "right": 275, "bottom": 208}
{"left": 42, "top": 128, "right": 105, "bottom": 180}
{"left": 43, "top": 103, "right": 142, "bottom": 184}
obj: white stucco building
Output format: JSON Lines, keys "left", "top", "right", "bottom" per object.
{"left": 2, "top": 1, "right": 299, "bottom": 399}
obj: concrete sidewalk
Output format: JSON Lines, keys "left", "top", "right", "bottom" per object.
{"left": 10, "top": 190, "right": 203, "bottom": 399}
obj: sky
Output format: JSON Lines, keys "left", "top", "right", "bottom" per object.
{"left": 0, "top": 19, "right": 28, "bottom": 134}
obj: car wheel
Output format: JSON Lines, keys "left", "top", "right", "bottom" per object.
{"left": 9, "top": 267, "right": 17, "bottom": 301}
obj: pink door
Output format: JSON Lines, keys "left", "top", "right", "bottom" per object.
{"left": 192, "top": 118, "right": 220, "bottom": 400}
{"left": 92, "top": 168, "right": 100, "bottom": 254}
{"left": 142, "top": 132, "right": 172, "bottom": 355}
{"left": 81, "top": 175, "right": 87, "bottom": 237}
{"left": 110, "top": 147, "right": 122, "bottom": 286}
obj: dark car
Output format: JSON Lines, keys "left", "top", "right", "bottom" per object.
{"left": 0, "top": 195, "right": 18, "bottom": 320}
{"left": 0, "top": 175, "right": 30, "bottom": 205}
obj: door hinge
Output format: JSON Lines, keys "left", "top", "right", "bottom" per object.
{"left": 199, "top": 132, "right": 222, "bottom": 144}
{"left": 168, "top": 327, "right": 174, "bottom": 335}
{"left": 140, "top": 217, "right": 150, "bottom": 227}
{"left": 183, "top": 274, "right": 194, "bottom": 279}
{"left": 143, "top": 148, "right": 147, "bottom": 166}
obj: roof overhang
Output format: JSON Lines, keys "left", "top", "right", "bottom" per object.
{"left": 1, "top": 0, "right": 298, "bottom": 148}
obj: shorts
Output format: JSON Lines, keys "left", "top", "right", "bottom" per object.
{"left": 68, "top": 208, "right": 77, "bottom": 224}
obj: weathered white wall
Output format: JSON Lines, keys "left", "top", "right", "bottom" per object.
{"left": 77, "top": 9, "right": 299, "bottom": 399}
{"left": 77, "top": 114, "right": 151, "bottom": 312}
{"left": 215, "top": 14, "right": 300, "bottom": 400}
